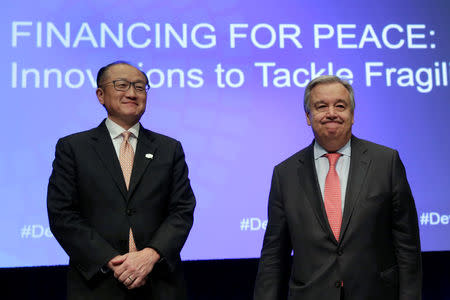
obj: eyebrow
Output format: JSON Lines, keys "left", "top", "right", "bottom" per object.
{"left": 313, "top": 100, "right": 326, "bottom": 105}
{"left": 114, "top": 78, "right": 147, "bottom": 83}
{"left": 335, "top": 99, "right": 348, "bottom": 104}
{"left": 314, "top": 99, "right": 348, "bottom": 105}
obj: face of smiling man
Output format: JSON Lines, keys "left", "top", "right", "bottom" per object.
{"left": 306, "top": 82, "right": 354, "bottom": 152}
{"left": 96, "top": 63, "right": 147, "bottom": 130}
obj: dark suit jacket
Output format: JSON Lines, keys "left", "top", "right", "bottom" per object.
{"left": 47, "top": 120, "right": 196, "bottom": 300}
{"left": 254, "top": 136, "right": 422, "bottom": 300}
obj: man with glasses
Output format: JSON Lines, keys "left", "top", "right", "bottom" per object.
{"left": 47, "top": 61, "right": 196, "bottom": 300}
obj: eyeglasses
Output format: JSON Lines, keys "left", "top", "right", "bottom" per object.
{"left": 100, "top": 80, "right": 150, "bottom": 93}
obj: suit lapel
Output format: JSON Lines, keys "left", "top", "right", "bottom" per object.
{"left": 339, "top": 136, "right": 371, "bottom": 241}
{"left": 90, "top": 121, "right": 128, "bottom": 199}
{"left": 128, "top": 127, "right": 158, "bottom": 198}
{"left": 297, "top": 143, "right": 330, "bottom": 235}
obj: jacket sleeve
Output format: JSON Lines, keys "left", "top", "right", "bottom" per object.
{"left": 47, "top": 138, "right": 120, "bottom": 280}
{"left": 254, "top": 167, "right": 292, "bottom": 300}
{"left": 145, "top": 141, "right": 196, "bottom": 271}
{"left": 390, "top": 150, "right": 422, "bottom": 300}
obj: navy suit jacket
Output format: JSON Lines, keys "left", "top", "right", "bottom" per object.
{"left": 254, "top": 136, "right": 421, "bottom": 300}
{"left": 47, "top": 120, "right": 196, "bottom": 300}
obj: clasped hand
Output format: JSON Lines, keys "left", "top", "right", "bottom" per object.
{"left": 107, "top": 247, "right": 160, "bottom": 289}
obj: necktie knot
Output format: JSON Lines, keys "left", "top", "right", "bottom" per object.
{"left": 325, "top": 153, "right": 341, "bottom": 167}
{"left": 122, "top": 131, "right": 132, "bottom": 142}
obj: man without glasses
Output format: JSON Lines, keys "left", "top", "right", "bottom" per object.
{"left": 254, "top": 75, "right": 422, "bottom": 300}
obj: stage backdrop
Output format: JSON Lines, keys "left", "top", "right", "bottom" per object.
{"left": 1, "top": 0, "right": 449, "bottom": 267}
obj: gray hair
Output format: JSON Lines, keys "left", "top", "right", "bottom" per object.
{"left": 303, "top": 75, "right": 355, "bottom": 113}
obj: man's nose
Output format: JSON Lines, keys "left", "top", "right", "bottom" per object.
{"left": 325, "top": 107, "right": 338, "bottom": 117}
{"left": 125, "top": 86, "right": 137, "bottom": 98}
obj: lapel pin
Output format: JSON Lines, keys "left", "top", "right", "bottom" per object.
{"left": 145, "top": 153, "right": 154, "bottom": 159}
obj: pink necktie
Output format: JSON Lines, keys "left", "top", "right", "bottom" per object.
{"left": 324, "top": 153, "right": 342, "bottom": 241}
{"left": 119, "top": 131, "right": 137, "bottom": 252}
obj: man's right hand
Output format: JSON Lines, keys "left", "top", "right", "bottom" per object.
{"left": 107, "top": 248, "right": 159, "bottom": 289}
{"left": 107, "top": 254, "right": 147, "bottom": 288}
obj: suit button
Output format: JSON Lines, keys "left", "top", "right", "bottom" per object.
{"left": 127, "top": 209, "right": 133, "bottom": 216}
{"left": 335, "top": 280, "right": 342, "bottom": 288}
{"left": 337, "top": 250, "right": 343, "bottom": 256}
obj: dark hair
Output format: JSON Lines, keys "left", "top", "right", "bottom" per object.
{"left": 96, "top": 61, "right": 149, "bottom": 87}
{"left": 303, "top": 75, "right": 355, "bottom": 113}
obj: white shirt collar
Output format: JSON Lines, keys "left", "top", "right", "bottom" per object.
{"left": 314, "top": 139, "right": 351, "bottom": 160}
{"left": 105, "top": 118, "right": 140, "bottom": 139}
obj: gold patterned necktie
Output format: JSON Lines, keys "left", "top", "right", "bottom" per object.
{"left": 119, "top": 131, "right": 137, "bottom": 252}
{"left": 324, "top": 153, "right": 342, "bottom": 241}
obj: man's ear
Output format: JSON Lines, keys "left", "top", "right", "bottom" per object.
{"left": 96, "top": 88, "right": 104, "bottom": 105}
{"left": 306, "top": 112, "right": 312, "bottom": 126}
